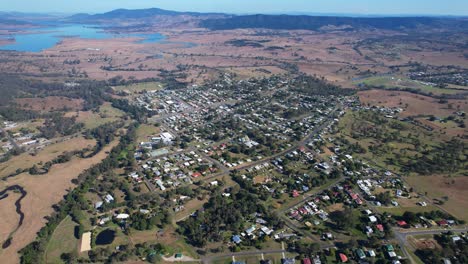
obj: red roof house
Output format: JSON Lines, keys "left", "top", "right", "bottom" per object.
{"left": 397, "top": 220, "right": 408, "bottom": 227}
{"left": 192, "top": 172, "right": 202, "bottom": 178}
{"left": 437, "top": 220, "right": 449, "bottom": 226}
{"left": 339, "top": 253, "right": 348, "bottom": 263}
{"left": 376, "top": 224, "right": 384, "bottom": 232}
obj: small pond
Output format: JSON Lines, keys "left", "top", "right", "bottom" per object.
{"left": 95, "top": 229, "right": 116, "bottom": 245}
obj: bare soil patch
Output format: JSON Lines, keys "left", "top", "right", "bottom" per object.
{"left": 408, "top": 236, "right": 441, "bottom": 251}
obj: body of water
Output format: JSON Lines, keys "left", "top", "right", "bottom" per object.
{"left": 95, "top": 229, "right": 116, "bottom": 245}
{"left": 0, "top": 24, "right": 166, "bottom": 52}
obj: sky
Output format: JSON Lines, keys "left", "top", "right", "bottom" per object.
{"left": 1, "top": 0, "right": 468, "bottom": 16}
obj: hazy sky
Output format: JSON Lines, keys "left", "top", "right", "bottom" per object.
{"left": 2, "top": 0, "right": 468, "bottom": 16}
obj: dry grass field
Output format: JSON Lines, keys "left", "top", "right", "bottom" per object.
{"left": 0, "top": 139, "right": 119, "bottom": 263}
{"left": 15, "top": 96, "right": 84, "bottom": 112}
{"left": 0, "top": 136, "right": 95, "bottom": 178}
{"left": 0, "top": 192, "right": 21, "bottom": 246}
{"left": 358, "top": 90, "right": 468, "bottom": 117}
{"left": 1, "top": 26, "right": 465, "bottom": 87}
{"left": 405, "top": 175, "right": 468, "bottom": 221}
{"left": 65, "top": 103, "right": 125, "bottom": 129}
{"left": 136, "top": 124, "right": 161, "bottom": 143}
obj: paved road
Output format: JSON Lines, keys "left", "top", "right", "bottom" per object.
{"left": 392, "top": 226, "right": 468, "bottom": 263}
{"left": 235, "top": 110, "right": 337, "bottom": 171}
{"left": 200, "top": 108, "right": 339, "bottom": 183}
{"left": 395, "top": 227, "right": 468, "bottom": 241}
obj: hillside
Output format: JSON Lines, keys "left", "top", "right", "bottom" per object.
{"left": 200, "top": 14, "right": 468, "bottom": 31}
{"left": 67, "top": 8, "right": 224, "bottom": 22}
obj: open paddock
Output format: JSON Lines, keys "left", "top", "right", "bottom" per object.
{"left": 0, "top": 136, "right": 96, "bottom": 178}
{"left": 358, "top": 89, "right": 468, "bottom": 117}
{"left": 405, "top": 175, "right": 468, "bottom": 221}
{"left": 15, "top": 96, "right": 84, "bottom": 112}
{"left": 0, "top": 139, "right": 119, "bottom": 263}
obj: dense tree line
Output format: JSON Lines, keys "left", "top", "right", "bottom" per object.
{"left": 111, "top": 99, "right": 149, "bottom": 122}
{"left": 39, "top": 114, "right": 84, "bottom": 139}
{"left": 83, "top": 121, "right": 124, "bottom": 157}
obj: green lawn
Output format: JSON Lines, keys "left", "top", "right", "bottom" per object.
{"left": 376, "top": 205, "right": 438, "bottom": 216}
{"left": 113, "top": 82, "right": 164, "bottom": 94}
{"left": 44, "top": 216, "right": 79, "bottom": 264}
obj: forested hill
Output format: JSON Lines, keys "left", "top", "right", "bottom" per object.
{"left": 200, "top": 15, "right": 468, "bottom": 31}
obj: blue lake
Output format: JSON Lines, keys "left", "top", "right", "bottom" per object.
{"left": 0, "top": 24, "right": 166, "bottom": 52}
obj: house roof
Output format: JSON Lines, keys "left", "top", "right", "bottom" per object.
{"left": 356, "top": 249, "right": 365, "bottom": 258}
{"left": 339, "top": 253, "right": 348, "bottom": 262}
{"left": 386, "top": 244, "right": 395, "bottom": 251}
{"left": 302, "top": 258, "right": 311, "bottom": 264}
{"left": 437, "top": 220, "right": 448, "bottom": 225}
{"left": 232, "top": 235, "right": 242, "bottom": 243}
{"left": 397, "top": 220, "right": 407, "bottom": 226}
{"left": 282, "top": 258, "right": 295, "bottom": 264}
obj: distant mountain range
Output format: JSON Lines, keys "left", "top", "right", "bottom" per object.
{"left": 2, "top": 7, "right": 466, "bottom": 32}
{"left": 66, "top": 8, "right": 224, "bottom": 22}
{"left": 200, "top": 14, "right": 468, "bottom": 31}
{"left": 63, "top": 8, "right": 467, "bottom": 32}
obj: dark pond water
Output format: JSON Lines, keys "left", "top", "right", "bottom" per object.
{"left": 95, "top": 229, "right": 115, "bottom": 245}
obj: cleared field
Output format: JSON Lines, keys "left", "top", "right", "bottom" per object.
{"left": 358, "top": 90, "right": 468, "bottom": 117}
{"left": 0, "top": 136, "right": 96, "bottom": 178}
{"left": 66, "top": 103, "right": 124, "bottom": 129}
{"left": 16, "top": 97, "right": 84, "bottom": 112}
{"left": 213, "top": 252, "right": 292, "bottom": 264}
{"left": 44, "top": 216, "right": 79, "bottom": 263}
{"left": 129, "top": 225, "right": 198, "bottom": 258}
{"left": 405, "top": 175, "right": 468, "bottom": 221}
{"left": 335, "top": 110, "right": 465, "bottom": 176}
{"left": 356, "top": 76, "right": 462, "bottom": 95}
{"left": 0, "top": 192, "right": 21, "bottom": 246}
{"left": 113, "top": 81, "right": 164, "bottom": 94}
{"left": 226, "top": 66, "right": 286, "bottom": 79}
{"left": 175, "top": 197, "right": 208, "bottom": 222}
{"left": 136, "top": 124, "right": 161, "bottom": 143}
{"left": 408, "top": 235, "right": 441, "bottom": 251}
{"left": 376, "top": 204, "right": 438, "bottom": 216}
{"left": 0, "top": 139, "right": 119, "bottom": 263}
{"left": 5, "top": 120, "right": 44, "bottom": 134}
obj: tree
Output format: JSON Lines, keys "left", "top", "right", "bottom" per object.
{"left": 329, "top": 208, "right": 356, "bottom": 230}
{"left": 402, "top": 211, "right": 418, "bottom": 224}
{"left": 60, "top": 252, "right": 78, "bottom": 264}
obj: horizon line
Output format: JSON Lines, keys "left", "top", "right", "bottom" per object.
{"left": 0, "top": 8, "right": 467, "bottom": 18}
